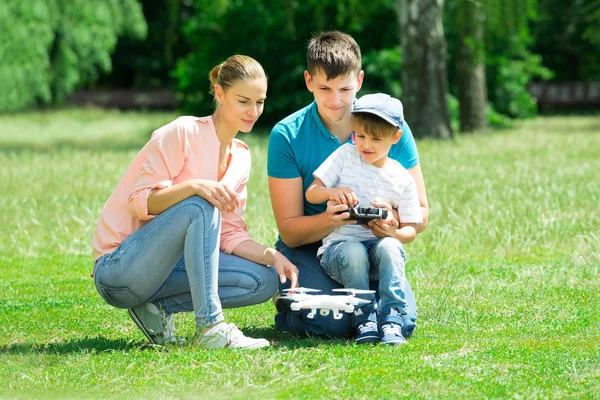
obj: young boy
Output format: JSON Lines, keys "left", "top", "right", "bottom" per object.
{"left": 305, "top": 93, "right": 422, "bottom": 345}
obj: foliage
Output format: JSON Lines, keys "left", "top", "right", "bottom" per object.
{"left": 361, "top": 47, "right": 403, "bottom": 99}
{"left": 0, "top": 0, "right": 146, "bottom": 112}
{"left": 1, "top": 109, "right": 599, "bottom": 397}
{"left": 445, "top": 0, "right": 553, "bottom": 119}
{"left": 96, "top": 0, "right": 194, "bottom": 89}
{"left": 174, "top": 0, "right": 399, "bottom": 125}
{"left": 531, "top": 0, "right": 600, "bottom": 81}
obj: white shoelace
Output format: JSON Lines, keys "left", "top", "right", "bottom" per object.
{"left": 358, "top": 321, "right": 378, "bottom": 333}
{"left": 382, "top": 323, "right": 402, "bottom": 336}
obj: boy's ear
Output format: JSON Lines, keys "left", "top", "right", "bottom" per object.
{"left": 392, "top": 129, "right": 402, "bottom": 144}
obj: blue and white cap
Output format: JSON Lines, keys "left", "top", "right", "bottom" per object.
{"left": 352, "top": 93, "right": 404, "bottom": 128}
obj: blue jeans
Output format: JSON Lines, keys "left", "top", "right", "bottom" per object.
{"left": 321, "top": 238, "right": 408, "bottom": 326}
{"left": 274, "top": 239, "right": 417, "bottom": 338}
{"left": 93, "top": 196, "right": 279, "bottom": 327}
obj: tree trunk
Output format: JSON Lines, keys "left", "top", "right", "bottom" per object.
{"left": 456, "top": 0, "right": 487, "bottom": 132}
{"left": 397, "top": 0, "right": 453, "bottom": 140}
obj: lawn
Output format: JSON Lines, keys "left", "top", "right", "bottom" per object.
{"left": 1, "top": 108, "right": 598, "bottom": 399}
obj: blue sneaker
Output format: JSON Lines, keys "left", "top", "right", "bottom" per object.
{"left": 380, "top": 322, "right": 407, "bottom": 346}
{"left": 355, "top": 321, "right": 380, "bottom": 345}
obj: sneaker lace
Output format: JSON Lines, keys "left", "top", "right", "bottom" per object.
{"left": 357, "top": 321, "right": 377, "bottom": 334}
{"left": 382, "top": 323, "right": 402, "bottom": 336}
{"left": 225, "top": 323, "right": 248, "bottom": 345}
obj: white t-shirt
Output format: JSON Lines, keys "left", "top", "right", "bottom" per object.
{"left": 313, "top": 144, "right": 422, "bottom": 256}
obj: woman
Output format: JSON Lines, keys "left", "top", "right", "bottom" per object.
{"left": 92, "top": 55, "right": 298, "bottom": 350}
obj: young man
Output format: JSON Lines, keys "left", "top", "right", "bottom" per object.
{"left": 306, "top": 93, "right": 422, "bottom": 345}
{"left": 267, "top": 31, "right": 429, "bottom": 338}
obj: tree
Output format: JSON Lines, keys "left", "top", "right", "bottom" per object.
{"left": 456, "top": 0, "right": 487, "bottom": 132}
{"left": 0, "top": 0, "right": 147, "bottom": 112}
{"left": 397, "top": 0, "right": 453, "bottom": 139}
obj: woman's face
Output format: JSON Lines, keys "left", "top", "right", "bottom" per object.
{"left": 217, "top": 78, "right": 268, "bottom": 133}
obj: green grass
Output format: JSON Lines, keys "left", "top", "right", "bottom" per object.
{"left": 1, "top": 108, "right": 599, "bottom": 399}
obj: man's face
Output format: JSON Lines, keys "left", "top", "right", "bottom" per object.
{"left": 304, "top": 69, "right": 364, "bottom": 124}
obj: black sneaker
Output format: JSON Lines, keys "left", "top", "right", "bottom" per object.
{"left": 380, "top": 322, "right": 407, "bottom": 346}
{"left": 355, "top": 321, "right": 380, "bottom": 345}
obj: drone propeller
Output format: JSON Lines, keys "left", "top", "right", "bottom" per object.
{"left": 282, "top": 287, "right": 321, "bottom": 294}
{"left": 352, "top": 298, "right": 372, "bottom": 306}
{"left": 332, "top": 288, "right": 376, "bottom": 295}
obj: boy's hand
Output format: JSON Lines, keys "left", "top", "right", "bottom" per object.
{"left": 329, "top": 186, "right": 358, "bottom": 206}
{"left": 364, "top": 200, "right": 398, "bottom": 238}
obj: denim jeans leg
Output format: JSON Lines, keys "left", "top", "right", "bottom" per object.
{"left": 151, "top": 251, "right": 279, "bottom": 314}
{"left": 321, "top": 241, "right": 377, "bottom": 327}
{"left": 274, "top": 239, "right": 419, "bottom": 338}
{"left": 274, "top": 240, "right": 354, "bottom": 338}
{"left": 93, "top": 195, "right": 224, "bottom": 327}
{"left": 370, "top": 237, "right": 407, "bottom": 326}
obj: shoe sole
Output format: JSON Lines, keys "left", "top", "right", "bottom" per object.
{"left": 381, "top": 339, "right": 408, "bottom": 346}
{"left": 128, "top": 308, "right": 157, "bottom": 345}
{"left": 232, "top": 339, "right": 271, "bottom": 350}
{"left": 355, "top": 336, "right": 380, "bottom": 345}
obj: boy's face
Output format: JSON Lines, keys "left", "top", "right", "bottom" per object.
{"left": 304, "top": 69, "right": 364, "bottom": 125}
{"left": 353, "top": 127, "right": 401, "bottom": 168}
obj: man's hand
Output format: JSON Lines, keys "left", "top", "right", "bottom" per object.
{"left": 326, "top": 200, "right": 357, "bottom": 227}
{"left": 329, "top": 186, "right": 358, "bottom": 206}
{"left": 272, "top": 251, "right": 299, "bottom": 289}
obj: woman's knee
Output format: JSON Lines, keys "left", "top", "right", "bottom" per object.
{"left": 176, "top": 196, "right": 220, "bottom": 226}
{"left": 256, "top": 266, "right": 279, "bottom": 302}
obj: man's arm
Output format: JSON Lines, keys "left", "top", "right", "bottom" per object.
{"left": 407, "top": 164, "right": 429, "bottom": 233}
{"left": 269, "top": 177, "right": 353, "bottom": 248}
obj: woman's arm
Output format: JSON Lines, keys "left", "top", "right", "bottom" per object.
{"left": 147, "top": 179, "right": 240, "bottom": 215}
{"left": 231, "top": 240, "right": 298, "bottom": 288}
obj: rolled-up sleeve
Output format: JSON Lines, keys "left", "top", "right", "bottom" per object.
{"left": 128, "top": 119, "right": 187, "bottom": 220}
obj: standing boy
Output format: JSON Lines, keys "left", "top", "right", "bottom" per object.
{"left": 305, "top": 93, "right": 422, "bottom": 345}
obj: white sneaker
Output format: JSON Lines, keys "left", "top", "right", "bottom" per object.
{"left": 198, "top": 322, "right": 270, "bottom": 350}
{"left": 128, "top": 302, "right": 179, "bottom": 345}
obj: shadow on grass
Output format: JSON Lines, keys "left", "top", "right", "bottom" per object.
{"left": 0, "top": 336, "right": 144, "bottom": 355}
{"left": 241, "top": 326, "right": 353, "bottom": 350}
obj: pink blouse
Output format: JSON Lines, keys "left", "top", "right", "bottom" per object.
{"left": 92, "top": 116, "right": 252, "bottom": 262}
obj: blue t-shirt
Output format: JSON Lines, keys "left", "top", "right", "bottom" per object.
{"left": 267, "top": 101, "right": 419, "bottom": 216}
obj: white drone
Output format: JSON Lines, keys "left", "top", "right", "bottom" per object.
{"left": 281, "top": 287, "right": 375, "bottom": 320}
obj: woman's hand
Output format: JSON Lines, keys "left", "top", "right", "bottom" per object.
{"left": 192, "top": 179, "right": 240, "bottom": 212}
{"left": 272, "top": 251, "right": 299, "bottom": 289}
